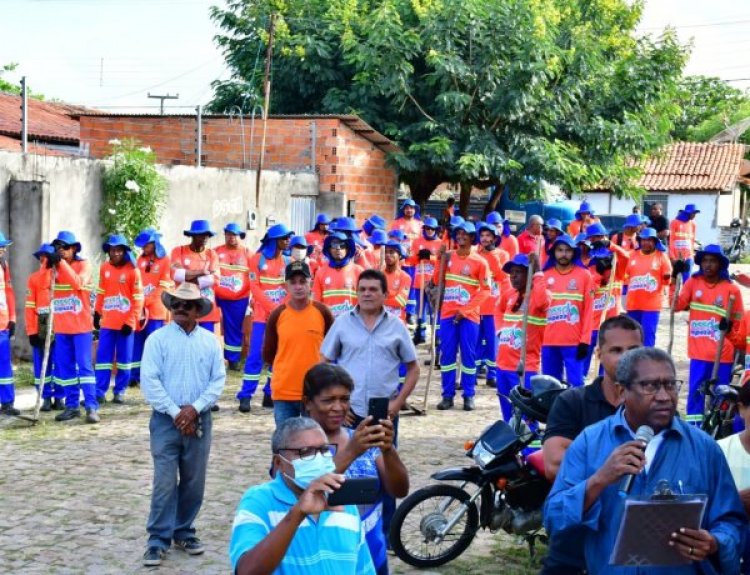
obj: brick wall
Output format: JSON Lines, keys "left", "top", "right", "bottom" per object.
{"left": 79, "top": 115, "right": 397, "bottom": 221}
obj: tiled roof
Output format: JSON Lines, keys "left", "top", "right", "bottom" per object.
{"left": 0, "top": 92, "right": 91, "bottom": 143}
{"left": 636, "top": 142, "right": 746, "bottom": 192}
{"left": 0, "top": 133, "right": 69, "bottom": 156}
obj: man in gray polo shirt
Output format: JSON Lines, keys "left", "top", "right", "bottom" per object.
{"left": 321, "top": 268, "right": 420, "bottom": 426}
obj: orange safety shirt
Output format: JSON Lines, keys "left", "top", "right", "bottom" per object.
{"left": 542, "top": 265, "right": 594, "bottom": 346}
{"left": 612, "top": 232, "right": 639, "bottom": 253}
{"left": 589, "top": 245, "right": 630, "bottom": 328}
{"left": 312, "top": 262, "right": 363, "bottom": 318}
{"left": 389, "top": 217, "right": 422, "bottom": 242}
{"left": 567, "top": 217, "right": 600, "bottom": 238}
{"left": 624, "top": 250, "right": 672, "bottom": 312}
{"left": 408, "top": 236, "right": 442, "bottom": 289}
{"left": 477, "top": 246, "right": 511, "bottom": 316}
{"left": 728, "top": 311, "right": 750, "bottom": 384}
{"left": 496, "top": 273, "right": 550, "bottom": 373}
{"left": 384, "top": 268, "right": 411, "bottom": 321}
{"left": 676, "top": 276, "right": 744, "bottom": 363}
{"left": 95, "top": 261, "right": 144, "bottom": 330}
{"left": 305, "top": 231, "right": 327, "bottom": 263}
{"left": 215, "top": 245, "right": 252, "bottom": 301}
{"left": 25, "top": 265, "right": 51, "bottom": 335}
{"left": 170, "top": 245, "right": 221, "bottom": 323}
{"left": 669, "top": 219, "right": 696, "bottom": 261}
{"left": 499, "top": 234, "right": 519, "bottom": 259}
{"left": 137, "top": 254, "right": 173, "bottom": 321}
{"left": 433, "top": 251, "right": 490, "bottom": 324}
{"left": 248, "top": 251, "right": 289, "bottom": 324}
{"left": 52, "top": 259, "right": 94, "bottom": 334}
{"left": 0, "top": 262, "right": 15, "bottom": 331}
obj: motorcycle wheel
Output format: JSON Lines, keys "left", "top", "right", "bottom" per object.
{"left": 389, "top": 483, "right": 480, "bottom": 568}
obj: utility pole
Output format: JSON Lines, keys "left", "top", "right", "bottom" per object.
{"left": 148, "top": 92, "right": 179, "bottom": 115}
{"left": 20, "top": 77, "right": 28, "bottom": 153}
{"left": 195, "top": 105, "right": 203, "bottom": 167}
{"left": 255, "top": 13, "right": 275, "bottom": 209}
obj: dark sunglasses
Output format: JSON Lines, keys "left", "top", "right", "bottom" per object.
{"left": 170, "top": 300, "right": 196, "bottom": 311}
{"left": 55, "top": 243, "right": 72, "bottom": 250}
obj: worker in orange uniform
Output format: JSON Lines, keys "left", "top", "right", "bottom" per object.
{"left": 432, "top": 221, "right": 491, "bottom": 411}
{"left": 366, "top": 229, "right": 388, "bottom": 271}
{"left": 131, "top": 228, "right": 173, "bottom": 387}
{"left": 409, "top": 217, "right": 442, "bottom": 344}
{"left": 170, "top": 220, "right": 221, "bottom": 331}
{"left": 541, "top": 235, "right": 594, "bottom": 387}
{"left": 289, "top": 235, "right": 318, "bottom": 277}
{"left": 0, "top": 231, "right": 17, "bottom": 416}
{"left": 94, "top": 234, "right": 144, "bottom": 406}
{"left": 624, "top": 228, "right": 672, "bottom": 346}
{"left": 49, "top": 231, "right": 98, "bottom": 423}
{"left": 390, "top": 199, "right": 423, "bottom": 321}
{"left": 305, "top": 214, "right": 330, "bottom": 265}
{"left": 495, "top": 253, "right": 550, "bottom": 420}
{"left": 728, "top": 272, "right": 750, "bottom": 387}
{"left": 215, "top": 223, "right": 252, "bottom": 371}
{"left": 383, "top": 240, "right": 411, "bottom": 321}
{"left": 566, "top": 201, "right": 600, "bottom": 237}
{"left": 26, "top": 243, "right": 63, "bottom": 411}
{"left": 670, "top": 203, "right": 700, "bottom": 283}
{"left": 487, "top": 212, "right": 518, "bottom": 258}
{"left": 675, "top": 244, "right": 743, "bottom": 426}
{"left": 611, "top": 214, "right": 641, "bottom": 253}
{"left": 238, "top": 223, "right": 294, "bottom": 413}
{"left": 475, "top": 222, "right": 511, "bottom": 388}
{"left": 313, "top": 231, "right": 363, "bottom": 318}
{"left": 360, "top": 215, "right": 387, "bottom": 269}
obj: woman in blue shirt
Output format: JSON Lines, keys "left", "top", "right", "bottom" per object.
{"left": 303, "top": 364, "right": 409, "bottom": 575}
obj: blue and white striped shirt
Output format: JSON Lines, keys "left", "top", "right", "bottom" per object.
{"left": 140, "top": 321, "right": 225, "bottom": 418}
{"left": 229, "top": 474, "right": 376, "bottom": 574}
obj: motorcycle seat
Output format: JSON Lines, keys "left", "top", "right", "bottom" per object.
{"left": 526, "top": 449, "right": 546, "bottom": 476}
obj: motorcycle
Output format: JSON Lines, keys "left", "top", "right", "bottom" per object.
{"left": 700, "top": 363, "right": 742, "bottom": 440}
{"left": 727, "top": 217, "right": 748, "bottom": 263}
{"left": 389, "top": 376, "right": 567, "bottom": 568}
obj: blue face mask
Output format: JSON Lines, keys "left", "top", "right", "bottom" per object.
{"left": 282, "top": 452, "right": 336, "bottom": 490}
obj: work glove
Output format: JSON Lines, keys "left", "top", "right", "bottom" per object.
{"left": 671, "top": 259, "right": 687, "bottom": 277}
{"left": 576, "top": 343, "right": 590, "bottom": 360}
{"left": 29, "top": 334, "right": 42, "bottom": 348}
{"left": 591, "top": 239, "right": 610, "bottom": 250}
{"left": 46, "top": 252, "right": 61, "bottom": 268}
{"left": 719, "top": 317, "right": 733, "bottom": 332}
{"left": 120, "top": 325, "right": 133, "bottom": 337}
{"left": 93, "top": 312, "right": 101, "bottom": 331}
{"left": 418, "top": 249, "right": 432, "bottom": 261}
{"left": 7, "top": 321, "right": 15, "bottom": 338}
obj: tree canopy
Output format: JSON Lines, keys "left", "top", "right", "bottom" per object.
{"left": 210, "top": 0, "right": 687, "bottom": 209}
{"left": 0, "top": 63, "right": 44, "bottom": 99}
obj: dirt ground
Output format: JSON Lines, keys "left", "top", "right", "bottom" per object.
{"left": 2, "top": 265, "right": 747, "bottom": 574}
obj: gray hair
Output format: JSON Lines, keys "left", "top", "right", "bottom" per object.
{"left": 271, "top": 416, "right": 325, "bottom": 453}
{"left": 529, "top": 215, "right": 544, "bottom": 225}
{"left": 616, "top": 347, "right": 675, "bottom": 388}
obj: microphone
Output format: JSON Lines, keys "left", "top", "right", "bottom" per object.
{"left": 618, "top": 425, "right": 655, "bottom": 498}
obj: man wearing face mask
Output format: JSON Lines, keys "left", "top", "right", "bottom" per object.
{"left": 313, "top": 232, "right": 364, "bottom": 318}
{"left": 289, "top": 235, "right": 317, "bottom": 277}
{"left": 229, "top": 417, "right": 376, "bottom": 575}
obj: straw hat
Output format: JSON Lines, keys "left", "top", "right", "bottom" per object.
{"left": 161, "top": 283, "right": 213, "bottom": 318}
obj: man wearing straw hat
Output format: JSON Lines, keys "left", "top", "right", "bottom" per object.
{"left": 0, "top": 231, "right": 18, "bottom": 416}
{"left": 140, "top": 282, "right": 226, "bottom": 567}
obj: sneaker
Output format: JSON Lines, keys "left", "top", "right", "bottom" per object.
{"left": 55, "top": 408, "right": 81, "bottom": 422}
{"left": 262, "top": 394, "right": 274, "bottom": 408}
{"left": 52, "top": 398, "right": 64, "bottom": 410}
{"left": 1, "top": 403, "right": 20, "bottom": 416}
{"left": 40, "top": 398, "right": 53, "bottom": 412}
{"left": 210, "top": 404, "right": 220, "bottom": 412}
{"left": 238, "top": 399, "right": 251, "bottom": 413}
{"left": 436, "top": 397, "right": 454, "bottom": 410}
{"left": 463, "top": 397, "right": 476, "bottom": 411}
{"left": 112, "top": 394, "right": 125, "bottom": 404}
{"left": 143, "top": 546, "right": 166, "bottom": 566}
{"left": 174, "top": 537, "right": 204, "bottom": 555}
{"left": 85, "top": 409, "right": 101, "bottom": 424}
{"left": 228, "top": 360, "right": 241, "bottom": 372}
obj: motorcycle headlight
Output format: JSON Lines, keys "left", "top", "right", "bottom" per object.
{"left": 472, "top": 442, "right": 495, "bottom": 467}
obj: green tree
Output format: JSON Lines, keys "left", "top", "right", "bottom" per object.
{"left": 210, "top": 0, "right": 687, "bottom": 212}
{"left": 0, "top": 63, "right": 44, "bottom": 98}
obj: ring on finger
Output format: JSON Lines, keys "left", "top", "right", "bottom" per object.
{"left": 689, "top": 546, "right": 694, "bottom": 556}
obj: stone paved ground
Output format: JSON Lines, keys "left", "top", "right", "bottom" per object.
{"left": 2, "top": 266, "right": 748, "bottom": 574}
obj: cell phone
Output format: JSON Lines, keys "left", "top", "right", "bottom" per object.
{"left": 327, "top": 477, "right": 379, "bottom": 506}
{"left": 367, "top": 397, "right": 390, "bottom": 425}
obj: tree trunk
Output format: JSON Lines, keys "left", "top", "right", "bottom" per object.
{"left": 403, "top": 171, "right": 445, "bottom": 212}
{"left": 483, "top": 184, "right": 505, "bottom": 217}
{"left": 459, "top": 181, "right": 472, "bottom": 218}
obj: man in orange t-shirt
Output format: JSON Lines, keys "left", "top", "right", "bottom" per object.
{"left": 263, "top": 261, "right": 333, "bottom": 427}
{"left": 541, "top": 235, "right": 594, "bottom": 387}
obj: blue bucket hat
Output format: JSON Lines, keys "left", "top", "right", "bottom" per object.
{"left": 449, "top": 215, "right": 465, "bottom": 228}
{"left": 636, "top": 227, "right": 666, "bottom": 252}
{"left": 388, "top": 229, "right": 408, "bottom": 242}
{"left": 266, "top": 223, "right": 294, "bottom": 240}
{"left": 370, "top": 229, "right": 388, "bottom": 246}
{"left": 585, "top": 222, "right": 608, "bottom": 239}
{"left": 290, "top": 235, "right": 308, "bottom": 248}
{"left": 574, "top": 233, "right": 591, "bottom": 247}
{"left": 502, "top": 253, "right": 531, "bottom": 274}
{"left": 397, "top": 198, "right": 421, "bottom": 220}
{"left": 0, "top": 232, "right": 12, "bottom": 247}
{"left": 330, "top": 217, "right": 361, "bottom": 234}
{"left": 102, "top": 233, "right": 136, "bottom": 266}
{"left": 544, "top": 234, "right": 582, "bottom": 270}
{"left": 623, "top": 214, "right": 642, "bottom": 229}
{"left": 546, "top": 218, "right": 564, "bottom": 233}
{"left": 486, "top": 211, "right": 503, "bottom": 226}
{"left": 134, "top": 228, "right": 166, "bottom": 259}
{"left": 588, "top": 247, "right": 611, "bottom": 263}
{"left": 33, "top": 243, "right": 55, "bottom": 260}
{"left": 384, "top": 239, "right": 407, "bottom": 259}
{"left": 452, "top": 221, "right": 476, "bottom": 240}
{"left": 184, "top": 219, "right": 215, "bottom": 237}
{"left": 422, "top": 216, "right": 439, "bottom": 229}
{"left": 681, "top": 204, "right": 701, "bottom": 215}
{"left": 362, "top": 215, "right": 386, "bottom": 237}
{"left": 695, "top": 244, "right": 729, "bottom": 274}
{"left": 322, "top": 232, "right": 356, "bottom": 268}
{"left": 315, "top": 213, "right": 332, "bottom": 225}
{"left": 476, "top": 221, "right": 497, "bottom": 236}
{"left": 575, "top": 201, "right": 595, "bottom": 220}
{"left": 52, "top": 231, "right": 83, "bottom": 258}
{"left": 224, "top": 222, "right": 246, "bottom": 240}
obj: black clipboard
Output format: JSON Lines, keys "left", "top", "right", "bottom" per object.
{"left": 610, "top": 495, "right": 707, "bottom": 566}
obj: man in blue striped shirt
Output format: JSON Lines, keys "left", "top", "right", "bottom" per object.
{"left": 140, "top": 282, "right": 226, "bottom": 567}
{"left": 229, "top": 417, "right": 375, "bottom": 574}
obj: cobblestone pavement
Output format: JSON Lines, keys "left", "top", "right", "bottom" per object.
{"left": 1, "top": 272, "right": 746, "bottom": 574}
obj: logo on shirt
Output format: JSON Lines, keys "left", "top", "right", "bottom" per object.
{"left": 715, "top": 296, "right": 724, "bottom": 307}
{"left": 695, "top": 290, "right": 703, "bottom": 298}
{"left": 103, "top": 295, "right": 131, "bottom": 313}
{"left": 461, "top": 265, "right": 471, "bottom": 276}
{"left": 143, "top": 284, "right": 154, "bottom": 296}
{"left": 547, "top": 302, "right": 581, "bottom": 326}
{"left": 498, "top": 326, "right": 523, "bottom": 350}
{"left": 219, "top": 275, "right": 243, "bottom": 292}
{"left": 119, "top": 274, "right": 126, "bottom": 284}
{"left": 265, "top": 287, "right": 288, "bottom": 304}
{"left": 593, "top": 292, "right": 616, "bottom": 312}
{"left": 184, "top": 258, "right": 191, "bottom": 265}
{"left": 629, "top": 274, "right": 658, "bottom": 293}
{"left": 325, "top": 277, "right": 331, "bottom": 285}
{"left": 104, "top": 271, "right": 110, "bottom": 278}
{"left": 199, "top": 287, "right": 215, "bottom": 300}
{"left": 329, "top": 302, "right": 354, "bottom": 317}
{"left": 567, "top": 279, "right": 578, "bottom": 291}
{"left": 689, "top": 318, "right": 720, "bottom": 342}
{"left": 53, "top": 296, "right": 84, "bottom": 314}
{"left": 443, "top": 285, "right": 470, "bottom": 305}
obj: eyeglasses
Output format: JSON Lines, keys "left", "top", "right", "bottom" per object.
{"left": 632, "top": 379, "right": 683, "bottom": 395}
{"left": 277, "top": 443, "right": 337, "bottom": 461}
{"left": 329, "top": 242, "right": 347, "bottom": 250}
{"left": 55, "top": 243, "right": 72, "bottom": 250}
{"left": 170, "top": 300, "right": 196, "bottom": 311}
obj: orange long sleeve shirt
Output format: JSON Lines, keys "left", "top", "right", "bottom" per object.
{"left": 408, "top": 236, "right": 442, "bottom": 289}
{"left": 170, "top": 245, "right": 221, "bottom": 323}
{"left": 477, "top": 247, "right": 511, "bottom": 316}
{"left": 248, "top": 251, "right": 289, "bottom": 324}
{"left": 137, "top": 254, "right": 173, "bottom": 321}
{"left": 433, "top": 251, "right": 491, "bottom": 324}
{"left": 95, "top": 261, "right": 144, "bottom": 330}
{"left": 25, "top": 266, "right": 52, "bottom": 336}
{"left": 384, "top": 268, "right": 411, "bottom": 321}
{"left": 0, "top": 262, "right": 15, "bottom": 331}
{"left": 589, "top": 244, "right": 630, "bottom": 328}
{"left": 215, "top": 245, "right": 252, "bottom": 301}
{"left": 624, "top": 250, "right": 672, "bottom": 312}
{"left": 542, "top": 266, "right": 594, "bottom": 346}
{"left": 52, "top": 259, "right": 94, "bottom": 334}
{"left": 312, "top": 262, "right": 363, "bottom": 318}
{"left": 669, "top": 219, "right": 696, "bottom": 261}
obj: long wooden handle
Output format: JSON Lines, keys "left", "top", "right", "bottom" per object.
{"left": 517, "top": 238, "right": 541, "bottom": 380}
{"left": 711, "top": 294, "right": 736, "bottom": 381}
{"left": 33, "top": 269, "right": 56, "bottom": 422}
{"left": 667, "top": 272, "right": 682, "bottom": 356}
{"left": 422, "top": 251, "right": 449, "bottom": 411}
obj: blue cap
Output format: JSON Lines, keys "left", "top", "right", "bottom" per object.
{"left": 315, "top": 213, "right": 332, "bottom": 225}
{"left": 637, "top": 227, "right": 666, "bottom": 252}
{"left": 547, "top": 218, "right": 564, "bottom": 233}
{"left": 384, "top": 240, "right": 407, "bottom": 259}
{"left": 502, "top": 253, "right": 531, "bottom": 274}
{"left": 682, "top": 204, "right": 700, "bottom": 215}
{"left": 134, "top": 228, "right": 166, "bottom": 259}
{"left": 549, "top": 234, "right": 577, "bottom": 250}
{"left": 422, "top": 216, "right": 438, "bottom": 229}
{"left": 623, "top": 214, "right": 642, "bottom": 228}
{"left": 575, "top": 201, "right": 595, "bottom": 219}
{"left": 0, "top": 232, "right": 12, "bottom": 247}
{"left": 266, "top": 223, "right": 294, "bottom": 240}
{"left": 370, "top": 229, "right": 388, "bottom": 246}
{"left": 585, "top": 222, "right": 608, "bottom": 238}
{"left": 363, "top": 215, "right": 386, "bottom": 237}
{"left": 330, "top": 217, "right": 361, "bottom": 233}
{"left": 33, "top": 243, "right": 55, "bottom": 260}
{"left": 224, "top": 222, "right": 246, "bottom": 239}
{"left": 290, "top": 235, "right": 308, "bottom": 248}
{"left": 52, "top": 231, "right": 82, "bottom": 253}
{"left": 102, "top": 233, "right": 135, "bottom": 266}
{"left": 588, "top": 247, "right": 611, "bottom": 262}
{"left": 695, "top": 244, "right": 729, "bottom": 270}
{"left": 401, "top": 198, "right": 417, "bottom": 208}
{"left": 486, "top": 211, "right": 503, "bottom": 225}
{"left": 184, "top": 219, "right": 215, "bottom": 237}
{"left": 453, "top": 221, "right": 476, "bottom": 237}
{"left": 388, "top": 229, "right": 408, "bottom": 242}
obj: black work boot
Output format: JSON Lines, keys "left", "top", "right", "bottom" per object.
{"left": 436, "top": 397, "right": 454, "bottom": 410}
{"left": 1, "top": 403, "right": 20, "bottom": 416}
{"left": 40, "top": 398, "right": 53, "bottom": 412}
{"left": 55, "top": 408, "right": 81, "bottom": 421}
